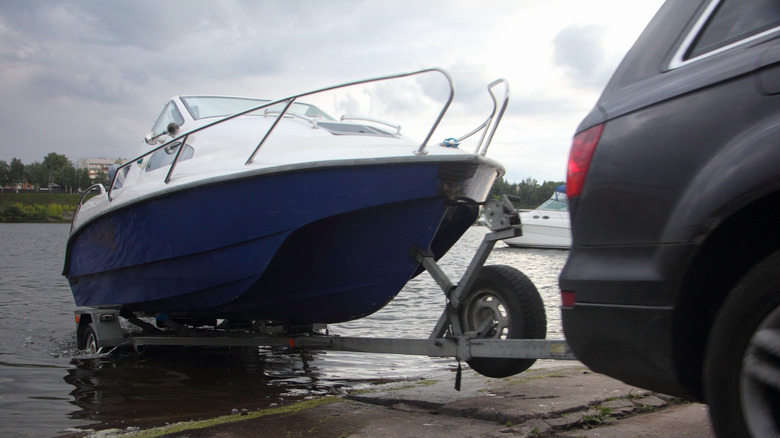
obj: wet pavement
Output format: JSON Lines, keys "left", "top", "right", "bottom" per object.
{"left": 65, "top": 363, "right": 714, "bottom": 437}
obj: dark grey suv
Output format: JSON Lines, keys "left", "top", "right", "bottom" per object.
{"left": 559, "top": 0, "right": 780, "bottom": 436}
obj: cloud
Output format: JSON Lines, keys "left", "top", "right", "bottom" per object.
{"left": 0, "top": 0, "right": 664, "bottom": 182}
{"left": 552, "top": 24, "right": 613, "bottom": 89}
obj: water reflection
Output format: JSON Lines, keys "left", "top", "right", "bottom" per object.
{"left": 59, "top": 232, "right": 569, "bottom": 432}
{"left": 0, "top": 224, "right": 569, "bottom": 435}
{"left": 64, "top": 347, "right": 350, "bottom": 430}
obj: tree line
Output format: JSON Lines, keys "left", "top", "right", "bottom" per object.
{"left": 0, "top": 193, "right": 80, "bottom": 223}
{"left": 0, "top": 153, "right": 114, "bottom": 193}
{"left": 0, "top": 151, "right": 564, "bottom": 221}
{"left": 488, "top": 177, "right": 565, "bottom": 209}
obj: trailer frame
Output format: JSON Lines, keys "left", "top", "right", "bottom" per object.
{"left": 74, "top": 200, "right": 576, "bottom": 377}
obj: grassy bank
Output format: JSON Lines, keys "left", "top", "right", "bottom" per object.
{"left": 0, "top": 192, "right": 82, "bottom": 223}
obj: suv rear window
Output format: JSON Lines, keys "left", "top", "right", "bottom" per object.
{"left": 686, "top": 0, "right": 780, "bottom": 60}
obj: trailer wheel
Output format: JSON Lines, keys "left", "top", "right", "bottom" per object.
{"left": 460, "top": 265, "right": 546, "bottom": 378}
{"left": 81, "top": 323, "right": 99, "bottom": 354}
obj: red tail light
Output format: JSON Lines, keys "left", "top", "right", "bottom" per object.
{"left": 566, "top": 124, "right": 604, "bottom": 198}
{"left": 561, "top": 290, "right": 576, "bottom": 307}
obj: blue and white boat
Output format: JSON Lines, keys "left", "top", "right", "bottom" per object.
{"left": 63, "top": 69, "right": 508, "bottom": 325}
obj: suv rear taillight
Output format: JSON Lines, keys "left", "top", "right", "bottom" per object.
{"left": 566, "top": 123, "right": 604, "bottom": 198}
{"left": 561, "top": 291, "right": 576, "bottom": 307}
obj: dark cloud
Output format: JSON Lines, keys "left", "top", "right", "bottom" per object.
{"left": 0, "top": 1, "right": 305, "bottom": 164}
{"left": 0, "top": 1, "right": 292, "bottom": 102}
{"left": 0, "top": 0, "right": 660, "bottom": 183}
{"left": 552, "top": 24, "right": 613, "bottom": 89}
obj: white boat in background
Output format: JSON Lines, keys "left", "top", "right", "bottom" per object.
{"left": 502, "top": 185, "right": 570, "bottom": 249}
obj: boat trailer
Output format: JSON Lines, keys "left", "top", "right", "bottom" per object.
{"left": 74, "top": 198, "right": 576, "bottom": 383}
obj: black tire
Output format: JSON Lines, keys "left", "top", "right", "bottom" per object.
{"left": 459, "top": 265, "right": 547, "bottom": 378}
{"left": 704, "top": 250, "right": 780, "bottom": 438}
{"left": 82, "top": 323, "right": 99, "bottom": 355}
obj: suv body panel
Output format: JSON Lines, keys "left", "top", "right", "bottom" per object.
{"left": 560, "top": 0, "right": 780, "bottom": 401}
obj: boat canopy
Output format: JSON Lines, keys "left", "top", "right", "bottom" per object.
{"left": 553, "top": 185, "right": 567, "bottom": 202}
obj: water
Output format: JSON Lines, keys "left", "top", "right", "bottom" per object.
{"left": 0, "top": 223, "right": 568, "bottom": 436}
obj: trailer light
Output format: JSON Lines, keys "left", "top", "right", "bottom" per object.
{"left": 99, "top": 313, "right": 116, "bottom": 322}
{"left": 75, "top": 314, "right": 80, "bottom": 324}
{"left": 561, "top": 291, "right": 576, "bottom": 307}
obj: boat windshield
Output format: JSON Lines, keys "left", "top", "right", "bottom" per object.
{"left": 150, "top": 100, "right": 186, "bottom": 139}
{"left": 538, "top": 198, "right": 568, "bottom": 211}
{"left": 180, "top": 96, "right": 335, "bottom": 121}
{"left": 538, "top": 187, "right": 568, "bottom": 211}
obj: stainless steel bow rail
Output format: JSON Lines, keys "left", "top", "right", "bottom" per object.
{"left": 74, "top": 67, "right": 510, "bottom": 214}
{"left": 74, "top": 204, "right": 577, "bottom": 383}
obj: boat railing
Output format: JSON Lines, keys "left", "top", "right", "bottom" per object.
{"left": 71, "top": 183, "right": 108, "bottom": 231}
{"left": 104, "top": 68, "right": 507, "bottom": 202}
{"left": 105, "top": 68, "right": 455, "bottom": 201}
{"left": 444, "top": 78, "right": 509, "bottom": 155}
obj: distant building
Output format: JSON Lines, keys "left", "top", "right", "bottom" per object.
{"left": 77, "top": 158, "right": 120, "bottom": 180}
{"left": 0, "top": 181, "right": 35, "bottom": 192}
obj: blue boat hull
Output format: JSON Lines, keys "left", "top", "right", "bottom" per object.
{"left": 64, "top": 161, "right": 486, "bottom": 323}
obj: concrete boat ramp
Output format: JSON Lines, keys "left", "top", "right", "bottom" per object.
{"left": 73, "top": 363, "right": 714, "bottom": 437}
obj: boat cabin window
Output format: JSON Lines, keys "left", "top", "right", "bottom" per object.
{"left": 150, "top": 101, "right": 185, "bottom": 138}
{"left": 146, "top": 142, "right": 195, "bottom": 172}
{"left": 180, "top": 96, "right": 335, "bottom": 121}
{"left": 110, "top": 165, "right": 131, "bottom": 190}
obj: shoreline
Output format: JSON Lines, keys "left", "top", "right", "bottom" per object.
{"left": 58, "top": 364, "right": 714, "bottom": 438}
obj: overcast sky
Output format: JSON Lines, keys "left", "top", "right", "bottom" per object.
{"left": 0, "top": 0, "right": 664, "bottom": 183}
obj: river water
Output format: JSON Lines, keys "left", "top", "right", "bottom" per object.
{"left": 0, "top": 223, "right": 568, "bottom": 437}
